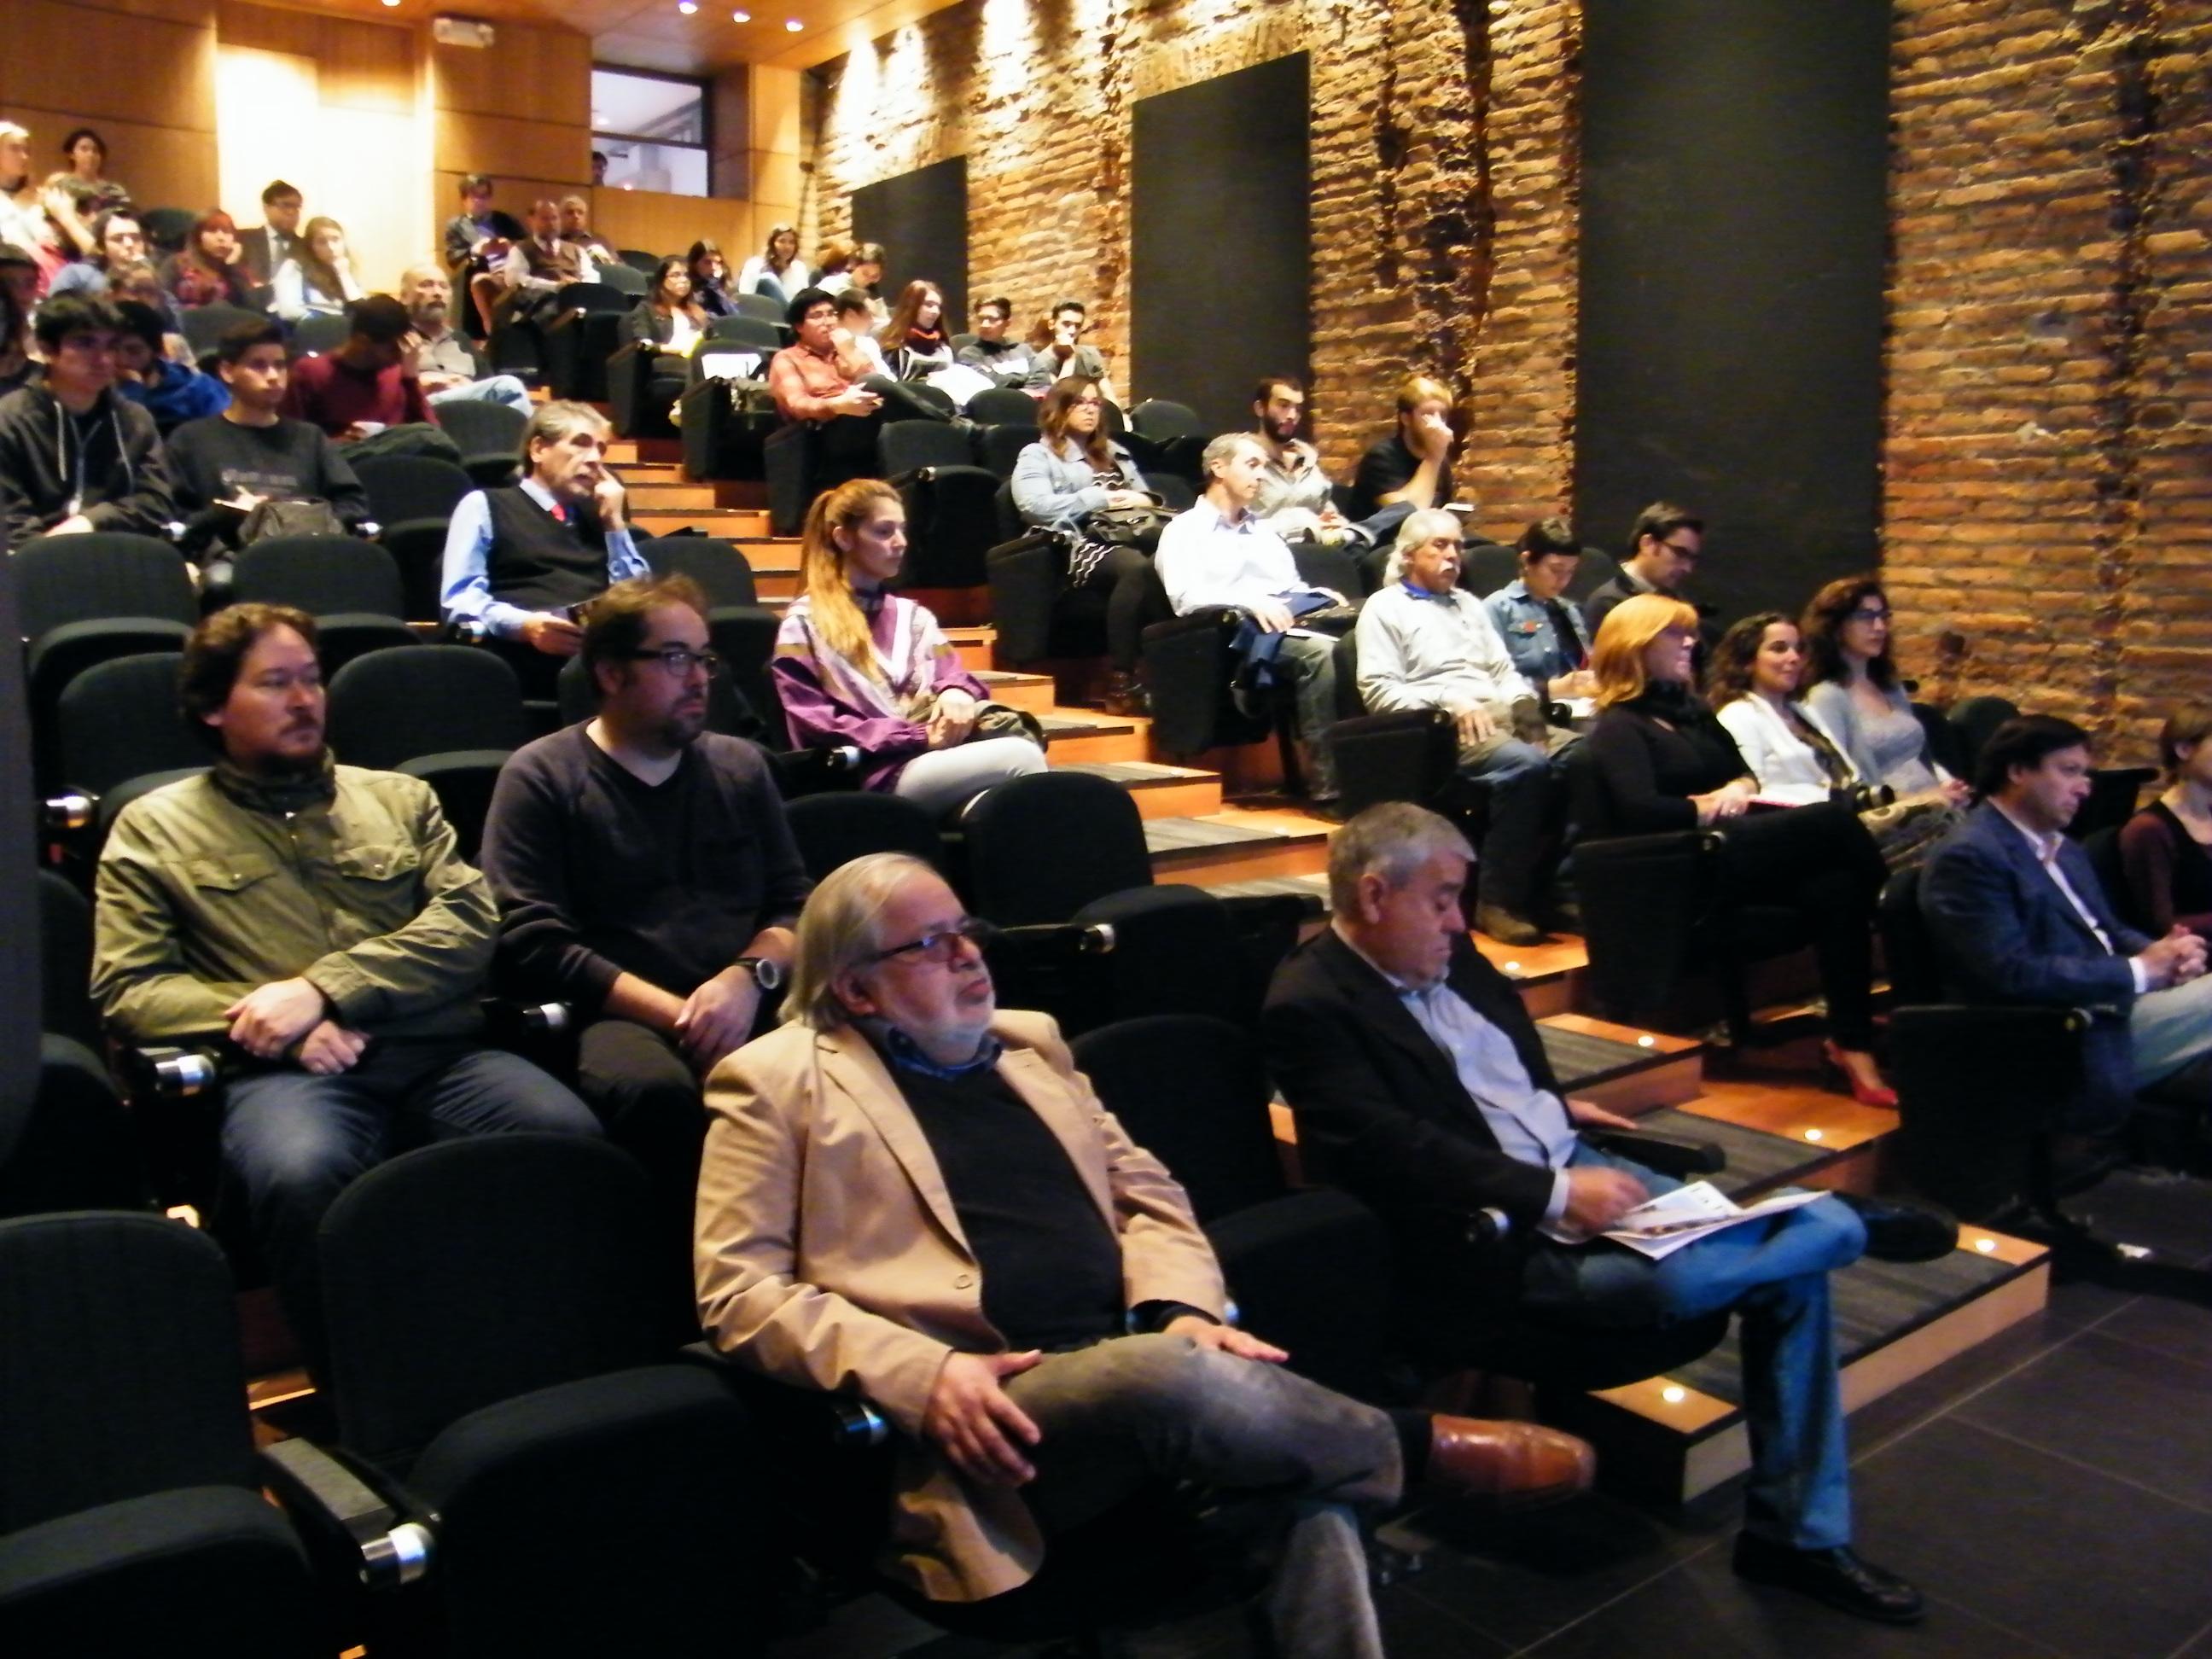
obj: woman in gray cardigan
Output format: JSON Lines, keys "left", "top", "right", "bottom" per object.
{"left": 1799, "top": 576, "right": 1970, "bottom": 808}
{"left": 1010, "top": 376, "right": 1160, "bottom": 711}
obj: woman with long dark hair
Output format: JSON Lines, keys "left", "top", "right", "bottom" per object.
{"left": 1799, "top": 575, "right": 1968, "bottom": 809}
{"left": 876, "top": 279, "right": 952, "bottom": 381}
{"left": 623, "top": 256, "right": 708, "bottom": 357}
{"left": 46, "top": 126, "right": 129, "bottom": 225}
{"left": 736, "top": 223, "right": 807, "bottom": 304}
{"left": 1010, "top": 376, "right": 1160, "bottom": 713}
{"left": 1582, "top": 595, "right": 1894, "bottom": 1106}
{"left": 772, "top": 479, "right": 1045, "bottom": 814}
{"left": 271, "top": 216, "right": 364, "bottom": 322}
{"left": 685, "top": 239, "right": 736, "bottom": 317}
{"left": 160, "top": 209, "right": 253, "bottom": 309}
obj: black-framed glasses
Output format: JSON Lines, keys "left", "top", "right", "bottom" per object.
{"left": 620, "top": 645, "right": 725, "bottom": 678}
{"left": 864, "top": 917, "right": 999, "bottom": 967}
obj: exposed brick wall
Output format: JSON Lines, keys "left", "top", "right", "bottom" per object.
{"left": 1886, "top": 0, "right": 2212, "bottom": 758}
{"left": 808, "top": 0, "right": 1582, "bottom": 536}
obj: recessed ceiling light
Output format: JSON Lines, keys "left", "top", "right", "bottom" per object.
{"left": 380, "top": 0, "right": 399, "bottom": 8}
{"left": 678, "top": 2, "right": 697, "bottom": 11}
{"left": 784, "top": 16, "right": 803, "bottom": 28}
{"left": 731, "top": 8, "right": 750, "bottom": 18}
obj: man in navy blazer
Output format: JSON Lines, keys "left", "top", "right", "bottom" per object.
{"left": 1262, "top": 802, "right": 1926, "bottom": 1626}
{"left": 1919, "top": 715, "right": 2210, "bottom": 1130}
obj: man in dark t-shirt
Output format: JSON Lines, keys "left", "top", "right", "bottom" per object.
{"left": 480, "top": 573, "right": 810, "bottom": 1236}
{"left": 1350, "top": 373, "right": 1458, "bottom": 521}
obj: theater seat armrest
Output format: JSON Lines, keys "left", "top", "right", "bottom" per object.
{"left": 678, "top": 1342, "right": 891, "bottom": 1449}
{"left": 121, "top": 1044, "right": 224, "bottom": 1100}
{"left": 1586, "top": 1127, "right": 1726, "bottom": 1178}
{"left": 260, "top": 1437, "right": 436, "bottom": 1592}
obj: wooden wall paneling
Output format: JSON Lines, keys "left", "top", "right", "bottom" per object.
{"left": 0, "top": 1, "right": 218, "bottom": 131}
{"left": 217, "top": 0, "right": 416, "bottom": 114}
{"left": 430, "top": 26, "right": 590, "bottom": 120}
{"left": 3, "top": 106, "right": 219, "bottom": 216}
{"left": 316, "top": 106, "right": 432, "bottom": 288}
{"left": 434, "top": 111, "right": 591, "bottom": 188}
{"left": 434, "top": 170, "right": 576, "bottom": 222}
{"left": 591, "top": 189, "right": 752, "bottom": 265}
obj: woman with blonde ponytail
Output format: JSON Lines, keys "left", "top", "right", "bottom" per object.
{"left": 771, "top": 479, "right": 1046, "bottom": 814}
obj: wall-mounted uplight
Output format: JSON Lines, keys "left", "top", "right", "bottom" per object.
{"left": 731, "top": 9, "right": 751, "bottom": 18}
{"left": 784, "top": 16, "right": 803, "bottom": 28}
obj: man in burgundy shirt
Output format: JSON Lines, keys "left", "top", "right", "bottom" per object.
{"left": 281, "top": 294, "right": 438, "bottom": 441}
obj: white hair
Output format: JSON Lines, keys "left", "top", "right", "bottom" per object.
{"left": 1382, "top": 508, "right": 1464, "bottom": 585}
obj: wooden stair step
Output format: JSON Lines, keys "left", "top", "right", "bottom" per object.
{"left": 945, "top": 628, "right": 995, "bottom": 673}
{"left": 1203, "top": 872, "right": 1331, "bottom": 915}
{"left": 973, "top": 669, "right": 1057, "bottom": 713}
{"left": 1672, "top": 1077, "right": 1899, "bottom": 1194}
{"left": 1145, "top": 809, "right": 1331, "bottom": 887}
{"left": 1037, "top": 709, "right": 1152, "bottom": 765}
{"left": 1535, "top": 1014, "right": 1704, "bottom": 1113}
{"left": 1055, "top": 760, "right": 1225, "bottom": 821}
{"left": 1473, "top": 933, "right": 1589, "bottom": 1019}
{"left": 632, "top": 508, "right": 772, "bottom": 538}
{"left": 604, "top": 437, "right": 683, "bottom": 465}
{"left": 1545, "top": 1230, "right": 2049, "bottom": 1510}
{"left": 626, "top": 481, "right": 764, "bottom": 510}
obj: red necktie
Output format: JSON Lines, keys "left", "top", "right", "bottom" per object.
{"left": 549, "top": 503, "right": 567, "bottom": 525}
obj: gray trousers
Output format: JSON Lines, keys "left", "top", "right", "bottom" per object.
{"left": 2133, "top": 968, "right": 2212, "bottom": 1090}
{"left": 892, "top": 735, "right": 1048, "bottom": 816}
{"left": 1263, "top": 632, "right": 1340, "bottom": 800}
{"left": 1003, "top": 1332, "right": 1400, "bottom": 1659}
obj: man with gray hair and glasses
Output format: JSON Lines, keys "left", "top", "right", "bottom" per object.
{"left": 1354, "top": 508, "right": 1574, "bottom": 944}
{"left": 1155, "top": 431, "right": 1349, "bottom": 809}
{"left": 696, "top": 852, "right": 1594, "bottom": 1653}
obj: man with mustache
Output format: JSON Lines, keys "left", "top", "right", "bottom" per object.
{"left": 480, "top": 574, "right": 811, "bottom": 1251}
{"left": 91, "top": 604, "right": 600, "bottom": 1374}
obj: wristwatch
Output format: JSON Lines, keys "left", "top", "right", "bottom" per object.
{"left": 733, "top": 956, "right": 784, "bottom": 992}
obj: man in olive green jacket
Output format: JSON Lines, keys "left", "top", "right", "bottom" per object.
{"left": 92, "top": 603, "right": 598, "bottom": 1366}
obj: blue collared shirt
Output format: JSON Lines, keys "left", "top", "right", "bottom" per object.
{"left": 1484, "top": 577, "right": 1590, "bottom": 692}
{"left": 439, "top": 476, "right": 648, "bottom": 640}
{"left": 870, "top": 1021, "right": 1006, "bottom": 1080}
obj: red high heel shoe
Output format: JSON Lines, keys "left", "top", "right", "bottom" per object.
{"left": 1822, "top": 1040, "right": 1898, "bottom": 1109}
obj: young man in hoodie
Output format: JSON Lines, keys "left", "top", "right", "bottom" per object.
{"left": 0, "top": 293, "right": 175, "bottom": 548}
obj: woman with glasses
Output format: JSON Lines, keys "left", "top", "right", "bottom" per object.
{"left": 1581, "top": 595, "right": 1894, "bottom": 1106}
{"left": 1799, "top": 576, "right": 1970, "bottom": 810}
{"left": 1010, "top": 376, "right": 1161, "bottom": 713}
{"left": 773, "top": 478, "right": 1045, "bottom": 815}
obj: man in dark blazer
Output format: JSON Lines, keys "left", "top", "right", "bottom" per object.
{"left": 1919, "top": 714, "right": 2209, "bottom": 1129}
{"left": 1262, "top": 801, "right": 1925, "bottom": 1626}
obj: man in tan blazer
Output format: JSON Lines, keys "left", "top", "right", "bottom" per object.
{"left": 696, "top": 852, "right": 1593, "bottom": 1654}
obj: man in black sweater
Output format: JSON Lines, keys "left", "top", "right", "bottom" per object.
{"left": 479, "top": 573, "right": 811, "bottom": 1243}
{"left": 166, "top": 318, "right": 371, "bottom": 558}
{"left": 0, "top": 294, "right": 174, "bottom": 548}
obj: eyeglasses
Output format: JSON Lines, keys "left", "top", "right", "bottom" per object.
{"left": 619, "top": 645, "right": 725, "bottom": 678}
{"left": 864, "top": 916, "right": 999, "bottom": 967}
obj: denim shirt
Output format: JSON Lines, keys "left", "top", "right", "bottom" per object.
{"left": 1484, "top": 578, "right": 1590, "bottom": 692}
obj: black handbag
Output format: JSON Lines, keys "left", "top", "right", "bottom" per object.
{"left": 1079, "top": 502, "right": 1174, "bottom": 554}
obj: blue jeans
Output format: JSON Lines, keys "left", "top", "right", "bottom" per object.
{"left": 428, "top": 375, "right": 533, "bottom": 412}
{"left": 223, "top": 1037, "right": 599, "bottom": 1370}
{"left": 1520, "top": 1145, "right": 1866, "bottom": 1549}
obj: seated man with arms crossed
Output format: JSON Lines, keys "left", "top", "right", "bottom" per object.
{"left": 440, "top": 399, "right": 647, "bottom": 698}
{"left": 399, "top": 264, "right": 533, "bottom": 412}
{"left": 1155, "top": 432, "right": 1347, "bottom": 810}
{"left": 696, "top": 851, "right": 1593, "bottom": 1656}
{"left": 480, "top": 573, "right": 811, "bottom": 1248}
{"left": 1355, "top": 509, "right": 1573, "bottom": 945}
{"left": 91, "top": 604, "right": 598, "bottom": 1371}
{"left": 1264, "top": 804, "right": 1934, "bottom": 1627}
{"left": 1920, "top": 714, "right": 2212, "bottom": 1132}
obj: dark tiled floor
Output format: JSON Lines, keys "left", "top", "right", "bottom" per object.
{"left": 770, "top": 1170, "right": 2212, "bottom": 1659}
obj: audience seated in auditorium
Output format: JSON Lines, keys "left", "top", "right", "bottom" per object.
{"left": 281, "top": 294, "right": 435, "bottom": 440}
{"left": 45, "top": 207, "right": 146, "bottom": 299}
{"left": 160, "top": 209, "right": 255, "bottom": 311}
{"left": 112, "top": 297, "right": 228, "bottom": 434}
{"left": 91, "top": 603, "right": 599, "bottom": 1371}
{"left": 621, "top": 257, "right": 707, "bottom": 363}
{"left": 1485, "top": 517, "right": 1596, "bottom": 701}
{"left": 957, "top": 294, "right": 1037, "bottom": 389}
{"left": 271, "top": 215, "right": 364, "bottom": 323}
{"left": 880, "top": 279, "right": 955, "bottom": 381}
{"left": 812, "top": 238, "right": 852, "bottom": 291}
{"left": 0, "top": 242, "right": 32, "bottom": 396}
{"left": 696, "top": 849, "right": 1593, "bottom": 1652}
{"left": 1582, "top": 595, "right": 1894, "bottom": 1105}
{"left": 1708, "top": 614, "right": 1960, "bottom": 873}
{"left": 1251, "top": 375, "right": 1353, "bottom": 543}
{"left": 1799, "top": 576, "right": 1970, "bottom": 811}
{"left": 237, "top": 179, "right": 305, "bottom": 287}
{"left": 2122, "top": 706, "right": 2212, "bottom": 942}
{"left": 1262, "top": 802, "right": 1931, "bottom": 1629}
{"left": 481, "top": 573, "right": 810, "bottom": 1244}
{"left": 1349, "top": 375, "right": 1457, "bottom": 520}
{"left": 1922, "top": 714, "right": 2212, "bottom": 1129}
{"left": 440, "top": 399, "right": 646, "bottom": 698}
{"left": 45, "top": 125, "right": 129, "bottom": 227}
{"left": 492, "top": 199, "right": 593, "bottom": 334}
{"left": 105, "top": 259, "right": 184, "bottom": 338}
{"left": 0, "top": 123, "right": 67, "bottom": 290}
{"left": 1024, "top": 296, "right": 1115, "bottom": 403}
{"left": 775, "top": 479, "right": 1046, "bottom": 814}
{"left": 1356, "top": 509, "right": 1573, "bottom": 943}
{"left": 687, "top": 239, "right": 737, "bottom": 317}
{"left": 444, "top": 172, "right": 524, "bottom": 333}
{"left": 833, "top": 288, "right": 891, "bottom": 376}
{"left": 819, "top": 239, "right": 886, "bottom": 323}
{"left": 736, "top": 222, "right": 808, "bottom": 304}
{"left": 1010, "top": 376, "right": 1160, "bottom": 714}
{"left": 557, "top": 194, "right": 615, "bottom": 265}
{"left": 167, "top": 318, "right": 371, "bottom": 561}
{"left": 769, "top": 288, "right": 947, "bottom": 500}
{"left": 1581, "top": 500, "right": 1705, "bottom": 642}
{"left": 0, "top": 294, "right": 175, "bottom": 544}
{"left": 399, "top": 264, "right": 532, "bottom": 412}
{"left": 1155, "top": 432, "right": 1345, "bottom": 808}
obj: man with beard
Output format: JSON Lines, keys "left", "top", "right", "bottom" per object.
{"left": 91, "top": 604, "right": 598, "bottom": 1371}
{"left": 1249, "top": 375, "right": 1412, "bottom": 551}
{"left": 480, "top": 574, "right": 811, "bottom": 1244}
{"left": 399, "top": 263, "right": 533, "bottom": 412}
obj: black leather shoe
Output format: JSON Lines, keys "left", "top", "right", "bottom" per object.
{"left": 1732, "top": 1534, "right": 1925, "bottom": 1624}
{"left": 1831, "top": 1193, "right": 1959, "bottom": 1263}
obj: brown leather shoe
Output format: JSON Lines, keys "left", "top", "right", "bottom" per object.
{"left": 1423, "top": 1417, "right": 1595, "bottom": 1508}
